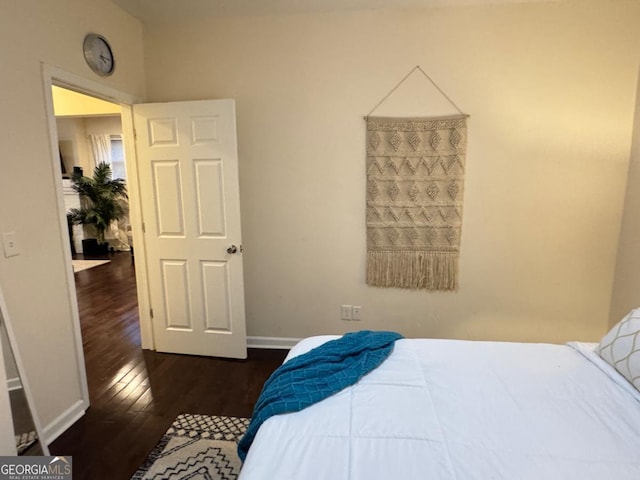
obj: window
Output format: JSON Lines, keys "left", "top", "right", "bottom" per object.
{"left": 110, "top": 135, "right": 127, "bottom": 180}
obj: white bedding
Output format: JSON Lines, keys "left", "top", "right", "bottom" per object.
{"left": 239, "top": 337, "right": 640, "bottom": 479}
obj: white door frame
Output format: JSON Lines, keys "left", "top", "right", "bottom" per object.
{"left": 41, "top": 64, "right": 155, "bottom": 409}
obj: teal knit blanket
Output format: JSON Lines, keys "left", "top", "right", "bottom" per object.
{"left": 238, "top": 330, "right": 403, "bottom": 462}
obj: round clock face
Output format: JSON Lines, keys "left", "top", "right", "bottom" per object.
{"left": 83, "top": 34, "right": 115, "bottom": 77}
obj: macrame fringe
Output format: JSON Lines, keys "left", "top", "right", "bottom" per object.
{"left": 367, "top": 250, "right": 458, "bottom": 291}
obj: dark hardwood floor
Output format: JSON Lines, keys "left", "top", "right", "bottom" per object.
{"left": 50, "top": 252, "right": 287, "bottom": 480}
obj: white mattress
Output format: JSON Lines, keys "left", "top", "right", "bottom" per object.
{"left": 239, "top": 337, "right": 640, "bottom": 479}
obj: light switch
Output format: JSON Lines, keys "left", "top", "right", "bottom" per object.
{"left": 2, "top": 232, "right": 20, "bottom": 258}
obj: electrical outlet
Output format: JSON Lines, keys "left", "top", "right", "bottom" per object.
{"left": 2, "top": 232, "right": 19, "bottom": 258}
{"left": 340, "top": 305, "right": 352, "bottom": 321}
{"left": 352, "top": 305, "right": 362, "bottom": 321}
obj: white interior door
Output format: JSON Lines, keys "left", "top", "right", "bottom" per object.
{"left": 132, "top": 99, "right": 247, "bottom": 359}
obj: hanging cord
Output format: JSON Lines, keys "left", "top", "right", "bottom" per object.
{"left": 365, "top": 65, "right": 467, "bottom": 119}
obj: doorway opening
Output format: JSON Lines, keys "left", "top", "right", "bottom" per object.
{"left": 53, "top": 86, "right": 132, "bottom": 262}
{"left": 50, "top": 84, "right": 146, "bottom": 399}
{"left": 42, "top": 67, "right": 248, "bottom": 401}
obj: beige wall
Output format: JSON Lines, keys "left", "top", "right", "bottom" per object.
{"left": 52, "top": 85, "right": 121, "bottom": 117}
{"left": 57, "top": 116, "right": 123, "bottom": 175}
{"left": 84, "top": 116, "right": 122, "bottom": 137}
{"left": 57, "top": 117, "right": 92, "bottom": 175}
{"left": 0, "top": 0, "right": 144, "bottom": 437}
{"left": 610, "top": 70, "right": 640, "bottom": 327}
{"left": 145, "top": 1, "right": 640, "bottom": 343}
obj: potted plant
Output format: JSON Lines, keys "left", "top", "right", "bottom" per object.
{"left": 69, "top": 162, "right": 128, "bottom": 257}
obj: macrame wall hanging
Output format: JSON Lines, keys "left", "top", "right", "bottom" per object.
{"left": 365, "top": 66, "right": 468, "bottom": 291}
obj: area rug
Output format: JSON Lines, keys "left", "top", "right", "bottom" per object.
{"left": 15, "top": 430, "right": 38, "bottom": 454}
{"left": 72, "top": 259, "right": 110, "bottom": 273}
{"left": 131, "top": 414, "right": 249, "bottom": 480}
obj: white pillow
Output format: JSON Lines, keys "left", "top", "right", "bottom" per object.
{"left": 597, "top": 308, "right": 640, "bottom": 391}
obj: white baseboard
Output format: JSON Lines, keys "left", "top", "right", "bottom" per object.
{"left": 7, "top": 377, "right": 22, "bottom": 391}
{"left": 42, "top": 399, "right": 86, "bottom": 446}
{"left": 247, "top": 336, "right": 301, "bottom": 350}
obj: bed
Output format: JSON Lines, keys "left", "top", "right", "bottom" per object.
{"left": 239, "top": 312, "right": 640, "bottom": 479}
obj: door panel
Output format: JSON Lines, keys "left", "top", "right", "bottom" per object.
{"left": 153, "top": 161, "right": 185, "bottom": 236}
{"left": 194, "top": 160, "right": 226, "bottom": 237}
{"left": 162, "top": 260, "right": 191, "bottom": 330}
{"left": 201, "top": 261, "right": 231, "bottom": 331}
{"left": 133, "top": 99, "right": 247, "bottom": 358}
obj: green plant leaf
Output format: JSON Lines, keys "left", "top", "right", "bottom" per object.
{"left": 70, "top": 162, "right": 129, "bottom": 244}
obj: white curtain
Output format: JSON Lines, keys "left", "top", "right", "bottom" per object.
{"left": 88, "top": 134, "right": 112, "bottom": 169}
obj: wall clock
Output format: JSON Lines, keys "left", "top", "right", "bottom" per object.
{"left": 83, "top": 33, "right": 115, "bottom": 77}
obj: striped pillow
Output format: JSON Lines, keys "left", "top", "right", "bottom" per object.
{"left": 597, "top": 308, "right": 640, "bottom": 391}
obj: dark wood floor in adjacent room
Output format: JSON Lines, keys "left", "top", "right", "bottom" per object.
{"left": 50, "top": 252, "right": 287, "bottom": 480}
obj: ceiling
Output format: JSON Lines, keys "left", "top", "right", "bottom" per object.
{"left": 52, "top": 86, "right": 121, "bottom": 118}
{"left": 111, "top": 0, "right": 560, "bottom": 23}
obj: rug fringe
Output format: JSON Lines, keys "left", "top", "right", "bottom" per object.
{"left": 366, "top": 250, "right": 458, "bottom": 291}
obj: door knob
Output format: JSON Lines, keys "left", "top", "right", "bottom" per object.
{"left": 226, "top": 245, "right": 238, "bottom": 254}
